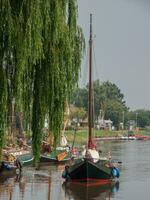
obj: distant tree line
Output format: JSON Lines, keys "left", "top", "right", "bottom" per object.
{"left": 127, "top": 110, "right": 150, "bottom": 128}
{"left": 70, "top": 80, "right": 150, "bottom": 129}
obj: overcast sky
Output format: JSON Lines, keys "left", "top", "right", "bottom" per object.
{"left": 77, "top": 0, "right": 150, "bottom": 110}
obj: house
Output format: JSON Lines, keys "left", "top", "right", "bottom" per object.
{"left": 97, "top": 119, "right": 113, "bottom": 131}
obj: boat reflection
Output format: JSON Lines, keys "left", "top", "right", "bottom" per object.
{"left": 62, "top": 180, "right": 119, "bottom": 200}
{"left": 0, "top": 171, "right": 51, "bottom": 200}
{"left": 0, "top": 173, "right": 21, "bottom": 184}
{"left": 0, "top": 174, "right": 20, "bottom": 200}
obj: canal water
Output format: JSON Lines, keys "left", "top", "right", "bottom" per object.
{"left": 1, "top": 140, "right": 150, "bottom": 200}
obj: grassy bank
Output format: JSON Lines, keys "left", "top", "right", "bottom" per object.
{"left": 65, "top": 129, "right": 150, "bottom": 145}
{"left": 65, "top": 129, "right": 124, "bottom": 145}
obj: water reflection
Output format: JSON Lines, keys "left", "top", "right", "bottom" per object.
{"left": 0, "top": 175, "right": 18, "bottom": 200}
{"left": 0, "top": 166, "right": 120, "bottom": 200}
{"left": 0, "top": 169, "right": 52, "bottom": 200}
{"left": 62, "top": 181, "right": 119, "bottom": 200}
{"left": 2, "top": 140, "right": 150, "bottom": 199}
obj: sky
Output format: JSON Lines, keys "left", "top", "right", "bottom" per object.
{"left": 77, "top": 0, "right": 150, "bottom": 110}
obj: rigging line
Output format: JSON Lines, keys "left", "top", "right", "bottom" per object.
{"left": 71, "top": 128, "right": 76, "bottom": 148}
{"left": 93, "top": 40, "right": 102, "bottom": 138}
{"left": 92, "top": 84, "right": 96, "bottom": 138}
{"left": 93, "top": 39, "right": 100, "bottom": 81}
{"left": 80, "top": 45, "right": 89, "bottom": 87}
{"left": 92, "top": 43, "right": 96, "bottom": 138}
{"left": 83, "top": 46, "right": 89, "bottom": 147}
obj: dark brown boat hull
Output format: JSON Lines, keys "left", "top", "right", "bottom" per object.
{"left": 67, "top": 159, "right": 112, "bottom": 181}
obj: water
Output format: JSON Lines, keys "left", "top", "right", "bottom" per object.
{"left": 1, "top": 140, "right": 150, "bottom": 200}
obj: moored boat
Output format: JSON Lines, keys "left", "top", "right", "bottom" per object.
{"left": 62, "top": 14, "right": 120, "bottom": 182}
{"left": 0, "top": 161, "right": 20, "bottom": 178}
{"left": 17, "top": 153, "right": 34, "bottom": 166}
{"left": 135, "top": 134, "right": 150, "bottom": 140}
{"left": 120, "top": 136, "right": 136, "bottom": 140}
{"left": 3, "top": 148, "right": 34, "bottom": 166}
{"left": 40, "top": 147, "right": 73, "bottom": 163}
{"left": 40, "top": 133, "right": 78, "bottom": 163}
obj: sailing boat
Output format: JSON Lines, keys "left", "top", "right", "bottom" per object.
{"left": 40, "top": 131, "right": 73, "bottom": 163}
{"left": 40, "top": 136, "right": 72, "bottom": 163}
{"left": 40, "top": 104, "right": 77, "bottom": 163}
{"left": 62, "top": 14, "right": 120, "bottom": 182}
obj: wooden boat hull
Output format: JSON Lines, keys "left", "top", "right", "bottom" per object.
{"left": 40, "top": 155, "right": 71, "bottom": 163}
{"left": 17, "top": 153, "right": 34, "bottom": 166}
{"left": 63, "top": 159, "right": 113, "bottom": 181}
{"left": 40, "top": 150, "right": 72, "bottom": 163}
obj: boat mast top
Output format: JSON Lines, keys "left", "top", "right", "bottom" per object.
{"left": 88, "top": 14, "right": 94, "bottom": 148}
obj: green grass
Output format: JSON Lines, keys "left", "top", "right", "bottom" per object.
{"left": 65, "top": 129, "right": 150, "bottom": 145}
{"left": 131, "top": 130, "right": 150, "bottom": 136}
{"left": 65, "top": 130, "right": 88, "bottom": 145}
{"left": 65, "top": 129, "right": 124, "bottom": 145}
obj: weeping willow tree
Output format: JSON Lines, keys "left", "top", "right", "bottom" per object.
{"left": 0, "top": 0, "right": 15, "bottom": 159}
{"left": 0, "top": 0, "right": 85, "bottom": 162}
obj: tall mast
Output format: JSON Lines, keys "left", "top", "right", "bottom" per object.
{"left": 88, "top": 14, "right": 93, "bottom": 148}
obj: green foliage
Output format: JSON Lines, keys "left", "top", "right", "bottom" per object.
{"left": 127, "top": 110, "right": 150, "bottom": 128}
{"left": 70, "top": 105, "right": 86, "bottom": 121}
{"left": 71, "top": 87, "right": 88, "bottom": 109}
{"left": 104, "top": 100, "right": 126, "bottom": 128}
{"left": 0, "top": 68, "right": 7, "bottom": 160}
{"left": 0, "top": 0, "right": 85, "bottom": 162}
{"left": 71, "top": 80, "right": 127, "bottom": 127}
{"left": 100, "top": 81, "right": 124, "bottom": 102}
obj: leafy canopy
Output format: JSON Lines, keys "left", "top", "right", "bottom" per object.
{"left": 0, "top": 0, "right": 85, "bottom": 162}
{"left": 71, "top": 80, "right": 128, "bottom": 128}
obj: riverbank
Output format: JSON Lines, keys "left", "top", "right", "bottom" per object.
{"left": 65, "top": 129, "right": 150, "bottom": 144}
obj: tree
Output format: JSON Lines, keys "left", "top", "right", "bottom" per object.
{"left": 71, "top": 80, "right": 128, "bottom": 126}
{"left": 70, "top": 87, "right": 88, "bottom": 109}
{"left": 101, "top": 81, "right": 125, "bottom": 103}
{"left": 70, "top": 105, "right": 86, "bottom": 122}
{"left": 104, "top": 100, "right": 126, "bottom": 129}
{"left": 0, "top": 0, "right": 85, "bottom": 162}
{"left": 127, "top": 110, "right": 150, "bottom": 128}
